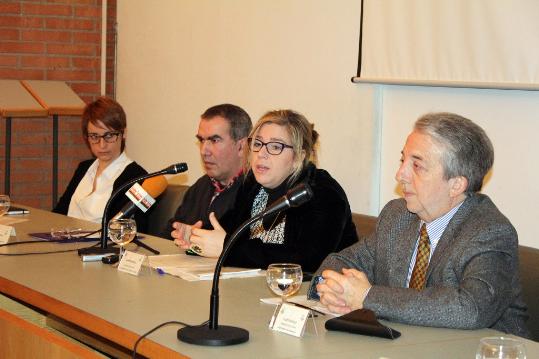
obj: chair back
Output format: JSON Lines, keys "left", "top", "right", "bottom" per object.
{"left": 146, "top": 185, "right": 189, "bottom": 237}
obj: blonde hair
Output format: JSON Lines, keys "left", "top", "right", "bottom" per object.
{"left": 245, "top": 109, "right": 318, "bottom": 184}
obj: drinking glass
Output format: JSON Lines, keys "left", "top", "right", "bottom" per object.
{"left": 108, "top": 218, "right": 137, "bottom": 260}
{"left": 476, "top": 336, "right": 527, "bottom": 359}
{"left": 266, "top": 263, "right": 303, "bottom": 304}
{"left": 0, "top": 195, "right": 10, "bottom": 217}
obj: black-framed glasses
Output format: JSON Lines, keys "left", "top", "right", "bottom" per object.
{"left": 87, "top": 131, "right": 122, "bottom": 144}
{"left": 248, "top": 138, "right": 293, "bottom": 155}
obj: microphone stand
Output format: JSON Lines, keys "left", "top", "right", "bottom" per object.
{"left": 78, "top": 163, "right": 187, "bottom": 260}
{"left": 177, "top": 183, "right": 313, "bottom": 346}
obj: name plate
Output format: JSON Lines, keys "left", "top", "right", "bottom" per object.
{"left": 270, "top": 303, "right": 310, "bottom": 337}
{"left": 118, "top": 251, "right": 146, "bottom": 276}
{"left": 0, "top": 224, "right": 16, "bottom": 244}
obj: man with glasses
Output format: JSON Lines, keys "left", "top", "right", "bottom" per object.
{"left": 54, "top": 97, "right": 149, "bottom": 231}
{"left": 165, "top": 104, "right": 252, "bottom": 244}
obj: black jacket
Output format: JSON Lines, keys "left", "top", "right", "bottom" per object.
{"left": 53, "top": 159, "right": 149, "bottom": 232}
{"left": 162, "top": 174, "right": 241, "bottom": 239}
{"left": 222, "top": 163, "right": 358, "bottom": 273}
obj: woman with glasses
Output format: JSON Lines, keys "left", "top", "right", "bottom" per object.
{"left": 53, "top": 97, "right": 149, "bottom": 231}
{"left": 178, "top": 109, "right": 358, "bottom": 272}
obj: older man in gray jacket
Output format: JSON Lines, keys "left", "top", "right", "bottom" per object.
{"left": 313, "top": 112, "right": 529, "bottom": 338}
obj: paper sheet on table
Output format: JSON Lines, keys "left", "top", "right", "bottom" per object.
{"left": 260, "top": 294, "right": 337, "bottom": 316}
{"left": 147, "top": 253, "right": 263, "bottom": 281}
{"left": 0, "top": 217, "right": 28, "bottom": 226}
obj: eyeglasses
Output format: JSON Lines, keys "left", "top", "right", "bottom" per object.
{"left": 87, "top": 131, "right": 122, "bottom": 144}
{"left": 248, "top": 138, "right": 293, "bottom": 155}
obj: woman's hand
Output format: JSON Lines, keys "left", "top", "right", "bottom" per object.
{"left": 189, "top": 212, "right": 227, "bottom": 258}
{"left": 171, "top": 220, "right": 202, "bottom": 249}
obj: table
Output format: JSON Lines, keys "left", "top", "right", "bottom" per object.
{"left": 1, "top": 207, "right": 538, "bottom": 358}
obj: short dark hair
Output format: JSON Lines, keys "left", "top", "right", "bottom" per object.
{"left": 82, "top": 97, "right": 127, "bottom": 151}
{"left": 415, "top": 112, "right": 494, "bottom": 194}
{"left": 201, "top": 104, "right": 252, "bottom": 141}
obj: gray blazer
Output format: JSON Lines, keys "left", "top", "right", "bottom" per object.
{"left": 311, "top": 193, "right": 530, "bottom": 338}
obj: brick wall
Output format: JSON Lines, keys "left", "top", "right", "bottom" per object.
{"left": 0, "top": 0, "right": 117, "bottom": 210}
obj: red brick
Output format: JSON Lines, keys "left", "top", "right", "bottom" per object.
{"left": 0, "top": 68, "right": 44, "bottom": 79}
{"left": 0, "top": 2, "right": 21, "bottom": 14}
{"left": 72, "top": 32, "right": 101, "bottom": 44}
{"left": 47, "top": 69, "right": 95, "bottom": 81}
{"left": 0, "top": 28, "right": 19, "bottom": 41}
{"left": 0, "top": 16, "right": 43, "bottom": 28}
{"left": 47, "top": 43, "right": 95, "bottom": 56}
{"left": 0, "top": 55, "right": 18, "bottom": 66}
{"left": 74, "top": 6, "right": 101, "bottom": 18}
{"left": 12, "top": 119, "right": 50, "bottom": 132}
{"left": 21, "top": 55, "right": 70, "bottom": 68}
{"left": 12, "top": 182, "right": 51, "bottom": 196}
{"left": 45, "top": 18, "right": 95, "bottom": 31}
{"left": 13, "top": 158, "right": 51, "bottom": 170}
{"left": 22, "top": 3, "right": 72, "bottom": 17}
{"left": 47, "top": 0, "right": 98, "bottom": 4}
{"left": 0, "top": 42, "right": 45, "bottom": 54}
{"left": 71, "top": 57, "right": 99, "bottom": 69}
{"left": 11, "top": 146, "right": 50, "bottom": 158}
{"left": 10, "top": 171, "right": 48, "bottom": 183}
{"left": 21, "top": 29, "right": 71, "bottom": 42}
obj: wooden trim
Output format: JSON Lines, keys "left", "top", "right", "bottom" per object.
{"left": 0, "top": 276, "right": 187, "bottom": 359}
{"left": 20, "top": 80, "right": 49, "bottom": 111}
{"left": 0, "top": 308, "right": 101, "bottom": 358}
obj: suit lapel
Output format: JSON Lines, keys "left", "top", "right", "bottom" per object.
{"left": 392, "top": 216, "right": 422, "bottom": 287}
{"left": 426, "top": 195, "right": 476, "bottom": 280}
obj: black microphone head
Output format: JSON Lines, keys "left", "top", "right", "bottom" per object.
{"left": 166, "top": 163, "right": 188, "bottom": 174}
{"left": 286, "top": 183, "right": 313, "bottom": 207}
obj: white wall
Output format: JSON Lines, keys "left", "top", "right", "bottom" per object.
{"left": 379, "top": 85, "right": 539, "bottom": 247}
{"left": 116, "top": 1, "right": 539, "bottom": 248}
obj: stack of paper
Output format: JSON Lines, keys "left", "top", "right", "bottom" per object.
{"left": 148, "top": 253, "right": 263, "bottom": 281}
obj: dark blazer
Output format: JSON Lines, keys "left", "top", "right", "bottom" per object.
{"left": 311, "top": 194, "right": 530, "bottom": 338}
{"left": 53, "top": 159, "right": 149, "bottom": 232}
{"left": 221, "top": 163, "right": 358, "bottom": 273}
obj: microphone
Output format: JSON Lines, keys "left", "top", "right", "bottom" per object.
{"left": 177, "top": 183, "right": 313, "bottom": 346}
{"left": 111, "top": 175, "right": 168, "bottom": 220}
{"left": 77, "top": 163, "right": 188, "bottom": 261}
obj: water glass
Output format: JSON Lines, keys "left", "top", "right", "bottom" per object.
{"left": 0, "top": 195, "right": 10, "bottom": 217}
{"left": 108, "top": 218, "right": 137, "bottom": 260}
{"left": 476, "top": 336, "right": 527, "bottom": 359}
{"left": 266, "top": 263, "right": 303, "bottom": 303}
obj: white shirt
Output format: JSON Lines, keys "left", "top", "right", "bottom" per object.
{"left": 67, "top": 152, "right": 133, "bottom": 223}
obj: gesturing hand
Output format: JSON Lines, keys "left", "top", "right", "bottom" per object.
{"left": 172, "top": 220, "right": 202, "bottom": 249}
{"left": 189, "top": 212, "right": 227, "bottom": 258}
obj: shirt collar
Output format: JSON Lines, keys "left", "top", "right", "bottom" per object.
{"left": 422, "top": 201, "right": 464, "bottom": 242}
{"left": 210, "top": 169, "right": 243, "bottom": 193}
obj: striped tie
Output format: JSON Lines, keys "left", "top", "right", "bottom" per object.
{"left": 409, "top": 223, "right": 430, "bottom": 290}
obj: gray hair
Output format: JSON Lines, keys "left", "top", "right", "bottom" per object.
{"left": 414, "top": 112, "right": 494, "bottom": 194}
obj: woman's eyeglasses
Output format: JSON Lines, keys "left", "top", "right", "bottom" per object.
{"left": 87, "top": 131, "right": 122, "bottom": 144}
{"left": 248, "top": 138, "right": 293, "bottom": 155}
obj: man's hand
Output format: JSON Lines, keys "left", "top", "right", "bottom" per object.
{"left": 171, "top": 220, "right": 202, "bottom": 249}
{"left": 316, "top": 268, "right": 372, "bottom": 314}
{"left": 189, "top": 212, "right": 227, "bottom": 258}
